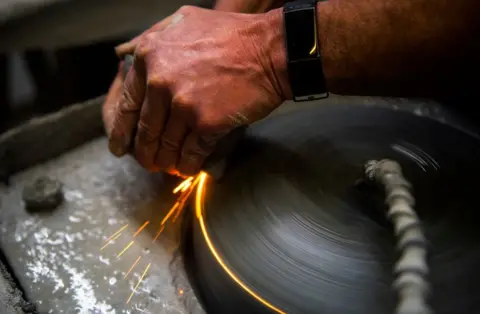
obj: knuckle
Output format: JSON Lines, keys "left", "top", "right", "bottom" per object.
{"left": 161, "top": 137, "right": 180, "bottom": 151}
{"left": 178, "top": 5, "right": 193, "bottom": 13}
{"left": 137, "top": 121, "right": 159, "bottom": 143}
{"left": 173, "top": 92, "right": 193, "bottom": 107}
{"left": 113, "top": 105, "right": 129, "bottom": 123}
{"left": 228, "top": 112, "right": 249, "bottom": 127}
{"left": 135, "top": 40, "right": 151, "bottom": 58}
{"left": 145, "top": 32, "right": 156, "bottom": 41}
{"left": 146, "top": 74, "right": 167, "bottom": 89}
{"left": 195, "top": 113, "right": 219, "bottom": 134}
{"left": 122, "top": 89, "right": 137, "bottom": 111}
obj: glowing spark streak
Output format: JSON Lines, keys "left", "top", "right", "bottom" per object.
{"left": 173, "top": 177, "right": 193, "bottom": 194}
{"left": 103, "top": 224, "right": 128, "bottom": 244}
{"left": 191, "top": 173, "right": 202, "bottom": 188}
{"left": 161, "top": 202, "right": 180, "bottom": 225}
{"left": 172, "top": 205, "right": 183, "bottom": 223}
{"left": 126, "top": 263, "right": 151, "bottom": 304}
{"left": 172, "top": 181, "right": 198, "bottom": 223}
{"left": 195, "top": 172, "right": 286, "bottom": 314}
{"left": 117, "top": 241, "right": 134, "bottom": 258}
{"left": 133, "top": 221, "right": 150, "bottom": 238}
{"left": 152, "top": 225, "right": 165, "bottom": 243}
{"left": 154, "top": 173, "right": 202, "bottom": 243}
{"left": 124, "top": 256, "right": 142, "bottom": 279}
{"left": 100, "top": 233, "right": 122, "bottom": 251}
{"left": 181, "top": 181, "right": 192, "bottom": 192}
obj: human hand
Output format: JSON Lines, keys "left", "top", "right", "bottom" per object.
{"left": 102, "top": 62, "right": 124, "bottom": 138}
{"left": 106, "top": 6, "right": 289, "bottom": 176}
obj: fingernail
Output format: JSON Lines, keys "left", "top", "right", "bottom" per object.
{"left": 114, "top": 43, "right": 128, "bottom": 54}
{"left": 108, "top": 139, "right": 127, "bottom": 157}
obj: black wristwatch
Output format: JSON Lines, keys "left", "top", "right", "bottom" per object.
{"left": 283, "top": 0, "right": 328, "bottom": 101}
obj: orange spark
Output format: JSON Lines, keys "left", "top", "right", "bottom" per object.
{"left": 173, "top": 177, "right": 193, "bottom": 194}
{"left": 132, "top": 221, "right": 150, "bottom": 238}
{"left": 103, "top": 224, "right": 128, "bottom": 244}
{"left": 117, "top": 240, "right": 134, "bottom": 258}
{"left": 124, "top": 256, "right": 142, "bottom": 279}
{"left": 160, "top": 202, "right": 180, "bottom": 225}
{"left": 152, "top": 225, "right": 165, "bottom": 243}
{"left": 100, "top": 232, "right": 122, "bottom": 251}
{"left": 126, "top": 263, "right": 151, "bottom": 304}
{"left": 195, "top": 171, "right": 286, "bottom": 314}
{"left": 181, "top": 181, "right": 192, "bottom": 192}
{"left": 172, "top": 205, "right": 183, "bottom": 223}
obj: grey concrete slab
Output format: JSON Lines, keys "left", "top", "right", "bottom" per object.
{"left": 0, "top": 137, "right": 200, "bottom": 313}
{"left": 0, "top": 96, "right": 105, "bottom": 178}
{"left": 0, "top": 261, "right": 32, "bottom": 313}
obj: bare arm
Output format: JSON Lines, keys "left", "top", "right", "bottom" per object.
{"left": 268, "top": 0, "right": 480, "bottom": 99}
{"left": 214, "top": 0, "right": 285, "bottom": 13}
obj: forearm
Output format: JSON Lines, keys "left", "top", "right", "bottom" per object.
{"left": 269, "top": 0, "right": 479, "bottom": 99}
{"left": 215, "top": 0, "right": 285, "bottom": 13}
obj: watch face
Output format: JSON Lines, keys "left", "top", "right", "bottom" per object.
{"left": 285, "top": 8, "right": 319, "bottom": 60}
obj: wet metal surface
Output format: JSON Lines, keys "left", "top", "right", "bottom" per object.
{"left": 0, "top": 97, "right": 466, "bottom": 313}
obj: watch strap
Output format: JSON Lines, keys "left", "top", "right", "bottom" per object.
{"left": 283, "top": 0, "right": 329, "bottom": 101}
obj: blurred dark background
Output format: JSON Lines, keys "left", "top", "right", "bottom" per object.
{"left": 0, "top": 0, "right": 214, "bottom": 133}
{"left": 0, "top": 39, "right": 123, "bottom": 132}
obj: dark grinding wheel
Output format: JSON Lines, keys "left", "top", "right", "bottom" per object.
{"left": 189, "top": 104, "right": 480, "bottom": 314}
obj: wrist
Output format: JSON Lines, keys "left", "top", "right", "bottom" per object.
{"left": 263, "top": 8, "right": 293, "bottom": 100}
{"left": 215, "top": 0, "right": 285, "bottom": 13}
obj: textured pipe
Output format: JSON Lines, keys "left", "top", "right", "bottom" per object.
{"left": 365, "top": 159, "right": 432, "bottom": 314}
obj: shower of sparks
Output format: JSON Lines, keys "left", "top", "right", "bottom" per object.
{"left": 172, "top": 205, "right": 183, "bottom": 223}
{"left": 102, "top": 173, "right": 206, "bottom": 305}
{"left": 133, "top": 221, "right": 150, "bottom": 238}
{"left": 181, "top": 182, "right": 192, "bottom": 192}
{"left": 152, "top": 174, "right": 203, "bottom": 243}
{"left": 126, "top": 263, "right": 152, "bottom": 304}
{"left": 160, "top": 202, "right": 180, "bottom": 226}
{"left": 173, "top": 177, "right": 193, "bottom": 194}
{"left": 152, "top": 225, "right": 165, "bottom": 243}
{"left": 101, "top": 224, "right": 128, "bottom": 250}
{"left": 102, "top": 224, "right": 128, "bottom": 242}
{"left": 124, "top": 256, "right": 142, "bottom": 279}
{"left": 100, "top": 232, "right": 122, "bottom": 250}
{"left": 117, "top": 240, "right": 135, "bottom": 258}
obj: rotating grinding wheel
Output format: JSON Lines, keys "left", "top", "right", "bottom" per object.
{"left": 187, "top": 104, "right": 480, "bottom": 314}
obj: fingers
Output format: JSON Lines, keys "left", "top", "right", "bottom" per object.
{"left": 155, "top": 108, "right": 189, "bottom": 173}
{"left": 102, "top": 65, "right": 124, "bottom": 137}
{"left": 108, "top": 53, "right": 146, "bottom": 157}
{"left": 134, "top": 80, "right": 170, "bottom": 170}
{"left": 177, "top": 132, "right": 223, "bottom": 176}
{"left": 115, "top": 14, "right": 177, "bottom": 57}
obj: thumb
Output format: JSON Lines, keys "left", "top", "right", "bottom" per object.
{"left": 115, "top": 37, "right": 139, "bottom": 58}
